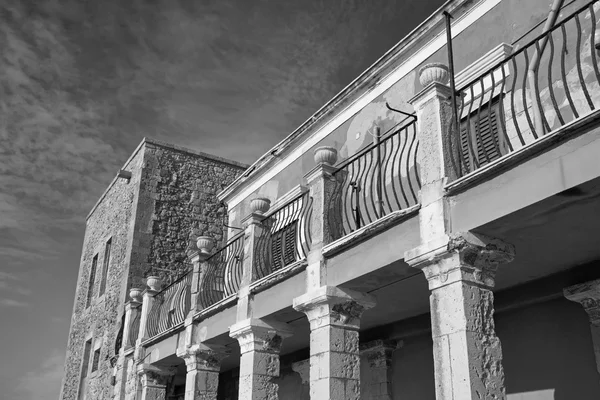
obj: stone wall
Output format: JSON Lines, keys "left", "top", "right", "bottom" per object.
{"left": 60, "top": 147, "right": 145, "bottom": 400}
{"left": 60, "top": 138, "right": 246, "bottom": 400}
{"left": 128, "top": 140, "right": 247, "bottom": 287}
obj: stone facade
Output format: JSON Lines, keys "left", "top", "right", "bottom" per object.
{"left": 60, "top": 138, "right": 246, "bottom": 400}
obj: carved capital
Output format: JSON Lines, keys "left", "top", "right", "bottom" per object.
{"left": 565, "top": 279, "right": 600, "bottom": 325}
{"left": 229, "top": 318, "right": 293, "bottom": 354}
{"left": 293, "top": 286, "right": 376, "bottom": 330}
{"left": 405, "top": 232, "right": 515, "bottom": 290}
{"left": 360, "top": 339, "right": 400, "bottom": 368}
{"left": 137, "top": 364, "right": 176, "bottom": 387}
{"left": 177, "top": 343, "right": 230, "bottom": 372}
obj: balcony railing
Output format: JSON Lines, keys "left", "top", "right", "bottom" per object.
{"left": 255, "top": 191, "right": 313, "bottom": 279}
{"left": 146, "top": 272, "right": 192, "bottom": 338}
{"left": 328, "top": 118, "right": 420, "bottom": 240}
{"left": 456, "top": 0, "right": 600, "bottom": 176}
{"left": 198, "top": 232, "right": 245, "bottom": 309}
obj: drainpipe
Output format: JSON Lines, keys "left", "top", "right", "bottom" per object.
{"left": 528, "top": 0, "right": 565, "bottom": 135}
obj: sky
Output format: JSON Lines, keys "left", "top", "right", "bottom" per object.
{"left": 0, "top": 0, "right": 446, "bottom": 398}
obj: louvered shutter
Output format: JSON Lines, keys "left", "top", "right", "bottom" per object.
{"left": 460, "top": 125, "right": 472, "bottom": 172}
{"left": 283, "top": 222, "right": 297, "bottom": 266}
{"left": 473, "top": 109, "right": 501, "bottom": 166}
{"left": 271, "top": 232, "right": 283, "bottom": 270}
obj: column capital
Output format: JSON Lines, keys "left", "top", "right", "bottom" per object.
{"left": 177, "top": 343, "right": 230, "bottom": 372}
{"left": 136, "top": 364, "right": 176, "bottom": 386}
{"left": 229, "top": 318, "right": 293, "bottom": 354}
{"left": 241, "top": 212, "right": 266, "bottom": 227}
{"left": 359, "top": 339, "right": 400, "bottom": 367}
{"left": 293, "top": 286, "right": 376, "bottom": 330}
{"left": 408, "top": 82, "right": 452, "bottom": 111}
{"left": 304, "top": 162, "right": 337, "bottom": 184}
{"left": 405, "top": 232, "right": 515, "bottom": 290}
{"left": 564, "top": 279, "right": 600, "bottom": 325}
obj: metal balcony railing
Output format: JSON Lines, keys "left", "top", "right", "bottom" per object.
{"left": 255, "top": 191, "right": 313, "bottom": 279}
{"left": 455, "top": 0, "right": 600, "bottom": 176}
{"left": 328, "top": 118, "right": 420, "bottom": 240}
{"left": 145, "top": 272, "right": 192, "bottom": 338}
{"left": 198, "top": 232, "right": 245, "bottom": 309}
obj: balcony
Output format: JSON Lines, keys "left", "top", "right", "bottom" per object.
{"left": 117, "top": 2, "right": 600, "bottom": 399}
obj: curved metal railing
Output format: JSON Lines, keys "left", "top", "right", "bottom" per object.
{"left": 198, "top": 233, "right": 245, "bottom": 309}
{"left": 255, "top": 191, "right": 313, "bottom": 279}
{"left": 145, "top": 272, "right": 192, "bottom": 338}
{"left": 328, "top": 118, "right": 420, "bottom": 240}
{"left": 455, "top": 0, "right": 600, "bottom": 176}
{"left": 128, "top": 311, "right": 140, "bottom": 346}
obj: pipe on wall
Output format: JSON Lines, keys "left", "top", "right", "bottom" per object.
{"left": 527, "top": 0, "right": 566, "bottom": 136}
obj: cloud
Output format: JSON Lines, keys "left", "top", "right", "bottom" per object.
{"left": 14, "top": 350, "right": 65, "bottom": 400}
{"left": 0, "top": 298, "right": 28, "bottom": 307}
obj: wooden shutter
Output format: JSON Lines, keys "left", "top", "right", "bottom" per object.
{"left": 271, "top": 231, "right": 284, "bottom": 270}
{"left": 460, "top": 101, "right": 505, "bottom": 170}
{"left": 473, "top": 109, "right": 501, "bottom": 166}
{"left": 282, "top": 222, "right": 298, "bottom": 266}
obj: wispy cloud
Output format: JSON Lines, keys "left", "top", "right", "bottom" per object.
{"left": 0, "top": 298, "right": 29, "bottom": 307}
{"left": 14, "top": 349, "right": 65, "bottom": 400}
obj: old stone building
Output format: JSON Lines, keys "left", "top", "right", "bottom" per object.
{"left": 59, "top": 138, "right": 247, "bottom": 400}
{"left": 62, "top": 0, "right": 600, "bottom": 399}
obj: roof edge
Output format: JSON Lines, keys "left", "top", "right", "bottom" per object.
{"left": 218, "top": 0, "right": 471, "bottom": 203}
{"left": 86, "top": 137, "right": 248, "bottom": 221}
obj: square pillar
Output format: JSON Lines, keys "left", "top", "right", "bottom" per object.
{"left": 177, "top": 344, "right": 230, "bottom": 400}
{"left": 303, "top": 153, "right": 344, "bottom": 291}
{"left": 360, "top": 339, "right": 399, "bottom": 400}
{"left": 136, "top": 364, "right": 176, "bottom": 400}
{"left": 293, "top": 286, "right": 376, "bottom": 400}
{"left": 229, "top": 318, "right": 293, "bottom": 400}
{"left": 188, "top": 243, "right": 213, "bottom": 314}
{"left": 564, "top": 279, "right": 600, "bottom": 377}
{"left": 405, "top": 232, "right": 515, "bottom": 400}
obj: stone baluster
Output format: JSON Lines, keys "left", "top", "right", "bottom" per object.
{"left": 293, "top": 286, "right": 376, "bottom": 400}
{"left": 229, "top": 318, "right": 293, "bottom": 400}
{"left": 177, "top": 344, "right": 230, "bottom": 400}
{"left": 405, "top": 232, "right": 515, "bottom": 399}
{"left": 564, "top": 279, "right": 600, "bottom": 377}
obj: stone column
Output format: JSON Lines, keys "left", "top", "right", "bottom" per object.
{"left": 564, "top": 279, "right": 600, "bottom": 377}
{"left": 229, "top": 318, "right": 293, "bottom": 400}
{"left": 405, "top": 232, "right": 515, "bottom": 400}
{"left": 408, "top": 68, "right": 456, "bottom": 243}
{"left": 189, "top": 236, "right": 215, "bottom": 314}
{"left": 303, "top": 149, "right": 342, "bottom": 291}
{"left": 136, "top": 277, "right": 162, "bottom": 347}
{"left": 236, "top": 203, "right": 269, "bottom": 322}
{"left": 360, "top": 340, "right": 398, "bottom": 400}
{"left": 123, "top": 293, "right": 143, "bottom": 350}
{"left": 177, "top": 344, "right": 230, "bottom": 400}
{"left": 136, "top": 364, "right": 175, "bottom": 400}
{"left": 293, "top": 286, "right": 376, "bottom": 400}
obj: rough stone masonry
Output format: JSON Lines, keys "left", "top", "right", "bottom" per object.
{"left": 59, "top": 138, "right": 247, "bottom": 400}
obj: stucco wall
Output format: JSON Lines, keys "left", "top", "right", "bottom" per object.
{"left": 60, "top": 140, "right": 246, "bottom": 400}
{"left": 227, "top": 0, "right": 594, "bottom": 231}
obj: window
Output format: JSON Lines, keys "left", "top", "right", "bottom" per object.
{"left": 271, "top": 221, "right": 298, "bottom": 270}
{"left": 77, "top": 339, "right": 92, "bottom": 400}
{"left": 91, "top": 347, "right": 101, "bottom": 373}
{"left": 98, "top": 238, "right": 112, "bottom": 296}
{"left": 86, "top": 255, "right": 98, "bottom": 308}
{"left": 460, "top": 99, "right": 509, "bottom": 171}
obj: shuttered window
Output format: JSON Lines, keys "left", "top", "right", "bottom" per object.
{"left": 271, "top": 222, "right": 298, "bottom": 271}
{"left": 460, "top": 100, "right": 507, "bottom": 171}
{"left": 98, "top": 238, "right": 112, "bottom": 296}
{"left": 86, "top": 255, "right": 98, "bottom": 308}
